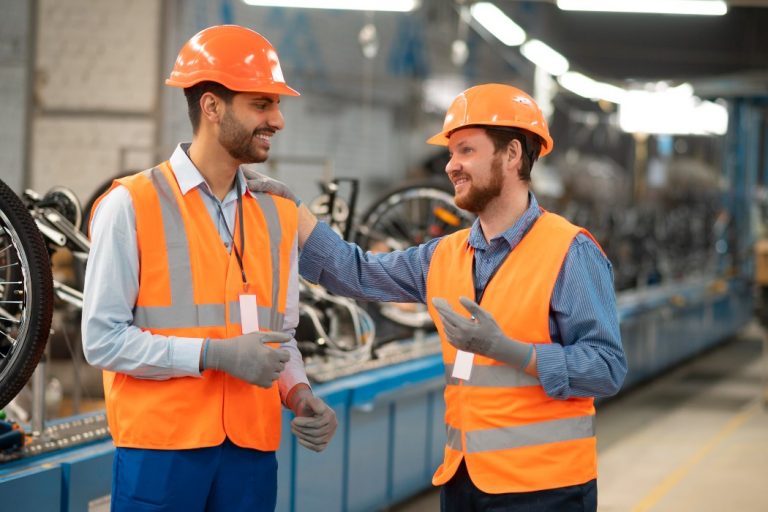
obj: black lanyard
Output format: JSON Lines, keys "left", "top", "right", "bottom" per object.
{"left": 215, "top": 177, "right": 248, "bottom": 285}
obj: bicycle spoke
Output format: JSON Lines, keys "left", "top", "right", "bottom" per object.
{"left": 0, "top": 327, "right": 18, "bottom": 346}
{"left": 380, "top": 214, "right": 412, "bottom": 241}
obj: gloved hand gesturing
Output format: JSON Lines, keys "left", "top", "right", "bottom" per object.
{"left": 203, "top": 331, "right": 291, "bottom": 388}
{"left": 287, "top": 385, "right": 338, "bottom": 452}
{"left": 431, "top": 296, "right": 533, "bottom": 370}
{"left": 242, "top": 168, "right": 300, "bottom": 205}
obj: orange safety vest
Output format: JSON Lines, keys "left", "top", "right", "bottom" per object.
{"left": 427, "top": 210, "right": 599, "bottom": 494}
{"left": 91, "top": 162, "right": 297, "bottom": 450}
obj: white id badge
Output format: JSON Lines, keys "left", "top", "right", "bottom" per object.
{"left": 452, "top": 350, "right": 474, "bottom": 380}
{"left": 239, "top": 294, "right": 259, "bottom": 334}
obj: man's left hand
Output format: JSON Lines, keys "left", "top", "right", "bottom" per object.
{"left": 288, "top": 387, "right": 337, "bottom": 452}
{"left": 432, "top": 296, "right": 532, "bottom": 369}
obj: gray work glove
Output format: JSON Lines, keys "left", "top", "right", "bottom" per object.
{"left": 431, "top": 296, "right": 533, "bottom": 369}
{"left": 287, "top": 385, "right": 338, "bottom": 452}
{"left": 203, "top": 331, "right": 291, "bottom": 388}
{"left": 242, "top": 168, "right": 300, "bottom": 205}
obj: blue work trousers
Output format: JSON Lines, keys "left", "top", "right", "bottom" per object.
{"left": 111, "top": 438, "right": 277, "bottom": 512}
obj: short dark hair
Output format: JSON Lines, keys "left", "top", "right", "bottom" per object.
{"left": 183, "top": 81, "right": 238, "bottom": 133}
{"left": 483, "top": 127, "right": 542, "bottom": 183}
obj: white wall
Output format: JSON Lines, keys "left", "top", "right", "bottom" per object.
{"left": 30, "top": 0, "right": 162, "bottom": 204}
{"left": 0, "top": 0, "right": 31, "bottom": 193}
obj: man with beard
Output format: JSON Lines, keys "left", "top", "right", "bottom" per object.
{"left": 82, "top": 25, "right": 336, "bottom": 512}
{"left": 248, "top": 83, "right": 626, "bottom": 511}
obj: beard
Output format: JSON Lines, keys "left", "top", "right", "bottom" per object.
{"left": 219, "top": 109, "right": 269, "bottom": 164}
{"left": 454, "top": 154, "right": 505, "bottom": 213}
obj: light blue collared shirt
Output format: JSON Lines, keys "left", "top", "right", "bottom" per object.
{"left": 82, "top": 143, "right": 308, "bottom": 402}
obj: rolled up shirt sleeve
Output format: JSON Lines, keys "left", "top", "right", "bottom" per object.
{"left": 535, "top": 234, "right": 627, "bottom": 399}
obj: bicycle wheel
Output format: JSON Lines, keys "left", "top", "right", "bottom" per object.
{"left": 0, "top": 179, "right": 54, "bottom": 410}
{"left": 354, "top": 183, "right": 474, "bottom": 329}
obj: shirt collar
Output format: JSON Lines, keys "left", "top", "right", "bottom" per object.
{"left": 467, "top": 192, "right": 541, "bottom": 251}
{"left": 169, "top": 143, "right": 251, "bottom": 204}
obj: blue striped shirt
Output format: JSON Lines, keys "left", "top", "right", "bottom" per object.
{"left": 299, "top": 193, "right": 626, "bottom": 399}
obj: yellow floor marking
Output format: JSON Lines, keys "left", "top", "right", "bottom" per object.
{"left": 632, "top": 402, "right": 759, "bottom": 512}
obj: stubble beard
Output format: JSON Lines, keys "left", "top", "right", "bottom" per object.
{"left": 219, "top": 109, "right": 268, "bottom": 164}
{"left": 454, "top": 154, "right": 505, "bottom": 213}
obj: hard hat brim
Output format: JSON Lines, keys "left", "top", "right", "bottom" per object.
{"left": 426, "top": 131, "right": 449, "bottom": 146}
{"left": 427, "top": 132, "right": 448, "bottom": 146}
{"left": 426, "top": 124, "right": 553, "bottom": 157}
{"left": 165, "top": 76, "right": 300, "bottom": 97}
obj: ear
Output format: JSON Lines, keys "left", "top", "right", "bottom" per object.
{"left": 200, "top": 92, "right": 222, "bottom": 125}
{"left": 505, "top": 139, "right": 523, "bottom": 168}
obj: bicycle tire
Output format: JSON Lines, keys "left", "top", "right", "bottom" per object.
{"left": 0, "top": 179, "right": 54, "bottom": 410}
{"left": 353, "top": 182, "right": 474, "bottom": 330}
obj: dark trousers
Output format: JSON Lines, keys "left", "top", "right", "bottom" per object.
{"left": 440, "top": 460, "right": 597, "bottom": 512}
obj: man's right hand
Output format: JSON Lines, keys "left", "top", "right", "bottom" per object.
{"left": 202, "top": 331, "right": 291, "bottom": 388}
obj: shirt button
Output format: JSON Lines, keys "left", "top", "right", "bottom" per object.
{"left": 224, "top": 242, "right": 230, "bottom": 249}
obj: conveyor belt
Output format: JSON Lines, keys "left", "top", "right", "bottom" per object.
{"left": 0, "top": 412, "right": 109, "bottom": 464}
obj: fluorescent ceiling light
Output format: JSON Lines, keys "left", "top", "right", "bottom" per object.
{"left": 242, "top": 0, "right": 420, "bottom": 12}
{"left": 557, "top": 71, "right": 727, "bottom": 135}
{"left": 470, "top": 2, "right": 526, "bottom": 46}
{"left": 619, "top": 90, "right": 727, "bottom": 135}
{"left": 558, "top": 72, "right": 627, "bottom": 104}
{"left": 520, "top": 39, "right": 569, "bottom": 76}
{"left": 556, "top": 0, "right": 727, "bottom": 16}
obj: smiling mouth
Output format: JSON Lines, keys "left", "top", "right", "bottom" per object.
{"left": 253, "top": 132, "right": 273, "bottom": 146}
{"left": 452, "top": 176, "right": 470, "bottom": 189}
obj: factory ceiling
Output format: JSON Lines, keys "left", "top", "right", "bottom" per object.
{"left": 489, "top": 1, "right": 768, "bottom": 93}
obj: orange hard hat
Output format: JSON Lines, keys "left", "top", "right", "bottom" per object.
{"left": 165, "top": 25, "right": 299, "bottom": 96}
{"left": 427, "top": 83, "right": 553, "bottom": 157}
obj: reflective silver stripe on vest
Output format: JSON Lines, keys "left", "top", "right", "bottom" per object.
{"left": 444, "top": 364, "right": 540, "bottom": 387}
{"left": 447, "top": 415, "right": 595, "bottom": 454}
{"left": 252, "top": 194, "right": 282, "bottom": 331}
{"left": 135, "top": 303, "right": 226, "bottom": 329}
{"left": 133, "top": 168, "right": 202, "bottom": 328}
{"left": 229, "top": 302, "right": 284, "bottom": 330}
{"left": 152, "top": 167, "right": 194, "bottom": 307}
{"left": 447, "top": 424, "right": 463, "bottom": 451}
{"left": 132, "top": 169, "right": 284, "bottom": 330}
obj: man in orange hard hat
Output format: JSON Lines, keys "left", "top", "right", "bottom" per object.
{"left": 248, "top": 83, "right": 627, "bottom": 511}
{"left": 82, "top": 25, "right": 336, "bottom": 511}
